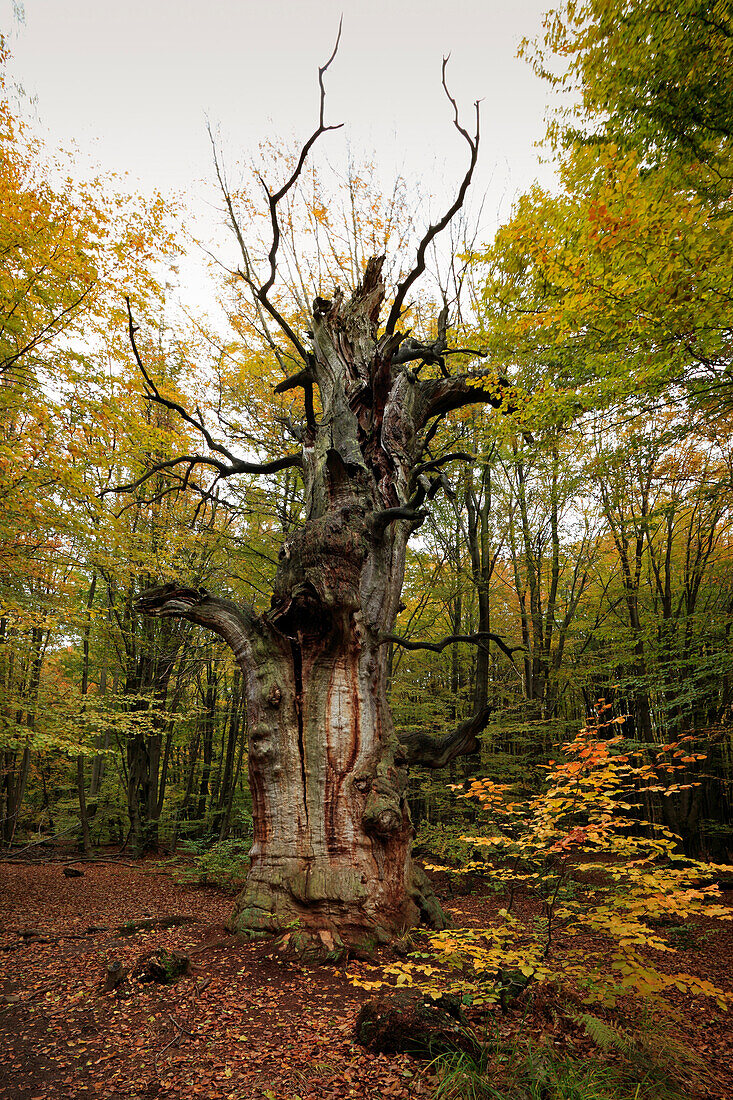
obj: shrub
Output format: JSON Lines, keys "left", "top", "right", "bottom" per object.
{"left": 356, "top": 703, "right": 733, "bottom": 1011}
{"left": 170, "top": 837, "right": 251, "bottom": 890}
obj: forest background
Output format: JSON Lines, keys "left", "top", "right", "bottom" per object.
{"left": 2, "top": 0, "right": 733, "bottom": 876}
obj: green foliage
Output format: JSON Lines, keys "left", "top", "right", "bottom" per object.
{"left": 414, "top": 822, "right": 482, "bottom": 866}
{"left": 574, "top": 1007, "right": 712, "bottom": 1099}
{"left": 648, "top": 922, "right": 711, "bottom": 952}
{"left": 527, "top": 0, "right": 733, "bottom": 184}
{"left": 430, "top": 1025, "right": 700, "bottom": 1100}
{"left": 170, "top": 835, "right": 251, "bottom": 890}
{"left": 576, "top": 1013, "right": 630, "bottom": 1056}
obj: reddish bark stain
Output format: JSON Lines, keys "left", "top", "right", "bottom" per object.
{"left": 248, "top": 760, "right": 270, "bottom": 847}
{"left": 249, "top": 793, "right": 268, "bottom": 848}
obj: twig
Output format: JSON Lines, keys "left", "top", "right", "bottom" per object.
{"left": 169, "top": 1014, "right": 197, "bottom": 1039}
{"left": 154, "top": 1015, "right": 197, "bottom": 1079}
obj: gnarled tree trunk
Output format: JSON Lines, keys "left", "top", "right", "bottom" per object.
{"left": 123, "top": 36, "right": 519, "bottom": 956}
{"left": 136, "top": 258, "right": 507, "bottom": 953}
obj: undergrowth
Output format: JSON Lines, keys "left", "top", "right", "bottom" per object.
{"left": 428, "top": 1004, "right": 711, "bottom": 1100}
{"left": 168, "top": 837, "right": 250, "bottom": 889}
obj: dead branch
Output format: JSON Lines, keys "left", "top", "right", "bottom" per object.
{"left": 110, "top": 299, "right": 303, "bottom": 497}
{"left": 367, "top": 505, "right": 428, "bottom": 533}
{"left": 155, "top": 1015, "right": 197, "bottom": 1078}
{"left": 384, "top": 59, "right": 480, "bottom": 337}
{"left": 214, "top": 24, "right": 343, "bottom": 367}
{"left": 410, "top": 451, "right": 474, "bottom": 481}
{"left": 390, "top": 305, "right": 486, "bottom": 372}
{"left": 125, "top": 298, "right": 239, "bottom": 463}
{"left": 1, "top": 914, "right": 200, "bottom": 951}
{"left": 273, "top": 368, "right": 315, "bottom": 394}
{"left": 416, "top": 371, "right": 509, "bottom": 430}
{"left": 391, "top": 343, "right": 487, "bottom": 368}
{"left": 381, "top": 631, "right": 522, "bottom": 663}
{"left": 102, "top": 450, "right": 302, "bottom": 500}
{"left": 169, "top": 1015, "right": 196, "bottom": 1038}
{"left": 399, "top": 705, "right": 493, "bottom": 768}
{"left": 274, "top": 367, "right": 317, "bottom": 432}
{"left": 135, "top": 585, "right": 256, "bottom": 658}
{"left": 260, "top": 21, "right": 343, "bottom": 300}
{"left": 369, "top": 458, "right": 467, "bottom": 534}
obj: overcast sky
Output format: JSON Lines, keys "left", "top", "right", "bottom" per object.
{"left": 2, "top": 0, "right": 561, "bottom": 299}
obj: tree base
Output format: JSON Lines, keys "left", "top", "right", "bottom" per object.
{"left": 225, "top": 861, "right": 451, "bottom": 960}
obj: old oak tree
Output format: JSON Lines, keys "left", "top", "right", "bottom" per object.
{"left": 122, "top": 39, "right": 516, "bottom": 956}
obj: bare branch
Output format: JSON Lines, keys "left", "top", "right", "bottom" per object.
{"left": 102, "top": 449, "right": 302, "bottom": 500}
{"left": 227, "top": 452, "right": 304, "bottom": 476}
{"left": 273, "top": 368, "right": 317, "bottom": 434}
{"left": 411, "top": 451, "right": 474, "bottom": 481}
{"left": 120, "top": 300, "right": 303, "bottom": 496}
{"left": 136, "top": 585, "right": 255, "bottom": 662}
{"left": 384, "top": 59, "right": 480, "bottom": 337}
{"left": 262, "top": 19, "right": 343, "bottom": 299}
{"left": 389, "top": 303, "right": 486, "bottom": 373}
{"left": 368, "top": 506, "right": 428, "bottom": 534}
{"left": 103, "top": 456, "right": 217, "bottom": 498}
{"left": 391, "top": 343, "right": 487, "bottom": 368}
{"left": 208, "top": 134, "right": 313, "bottom": 365}
{"left": 126, "top": 298, "right": 238, "bottom": 464}
{"left": 417, "top": 371, "right": 510, "bottom": 430}
{"left": 273, "top": 369, "right": 315, "bottom": 395}
{"left": 111, "top": 468, "right": 231, "bottom": 520}
{"left": 381, "top": 631, "right": 522, "bottom": 663}
{"left": 368, "top": 461, "right": 457, "bottom": 534}
{"left": 209, "top": 26, "right": 343, "bottom": 365}
{"left": 221, "top": 21, "right": 344, "bottom": 367}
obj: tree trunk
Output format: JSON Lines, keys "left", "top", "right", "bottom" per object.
{"left": 76, "top": 756, "right": 93, "bottom": 856}
{"left": 89, "top": 666, "right": 109, "bottom": 799}
{"left": 135, "top": 258, "right": 503, "bottom": 953}
{"left": 124, "top": 622, "right": 181, "bottom": 854}
{"left": 213, "top": 667, "right": 242, "bottom": 836}
{"left": 77, "top": 572, "right": 97, "bottom": 856}
{"left": 196, "top": 659, "right": 217, "bottom": 825}
{"left": 219, "top": 712, "right": 246, "bottom": 841}
{"left": 228, "top": 616, "right": 423, "bottom": 951}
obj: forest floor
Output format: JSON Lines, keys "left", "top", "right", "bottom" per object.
{"left": 1, "top": 857, "right": 732, "bottom": 1100}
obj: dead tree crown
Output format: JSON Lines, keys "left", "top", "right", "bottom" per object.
{"left": 114, "top": 31, "right": 520, "bottom": 772}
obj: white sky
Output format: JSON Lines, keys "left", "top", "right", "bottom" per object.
{"left": 2, "top": 0, "right": 562, "bottom": 303}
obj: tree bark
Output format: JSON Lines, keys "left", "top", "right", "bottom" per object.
{"left": 214, "top": 667, "right": 242, "bottom": 836}
{"left": 77, "top": 572, "right": 97, "bottom": 856}
{"left": 136, "top": 258, "right": 506, "bottom": 953}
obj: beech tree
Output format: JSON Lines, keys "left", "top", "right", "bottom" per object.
{"left": 125, "top": 42, "right": 516, "bottom": 956}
